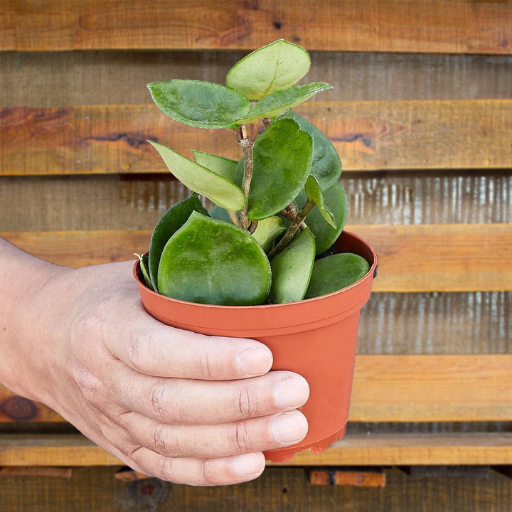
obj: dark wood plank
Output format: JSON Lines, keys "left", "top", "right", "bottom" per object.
{"left": 3, "top": 224, "right": 511, "bottom": 292}
{"left": 2, "top": 52, "right": 512, "bottom": 108}
{"left": 2, "top": 172, "right": 511, "bottom": 233}
{"left": 2, "top": 101, "right": 511, "bottom": 176}
{"left": 2, "top": 355, "right": 511, "bottom": 423}
{"left": 1, "top": 432, "right": 512, "bottom": 466}
{"left": 1, "top": 466, "right": 512, "bottom": 512}
{"left": 1, "top": 0, "right": 511, "bottom": 54}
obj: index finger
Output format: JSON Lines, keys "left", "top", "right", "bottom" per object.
{"left": 103, "top": 312, "right": 273, "bottom": 381}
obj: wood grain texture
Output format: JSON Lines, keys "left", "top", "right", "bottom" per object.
{"left": 1, "top": 100, "right": 511, "bottom": 176}
{"left": 2, "top": 172, "right": 511, "bottom": 233}
{"left": 2, "top": 100, "right": 511, "bottom": 176}
{"left": 1, "top": 0, "right": 511, "bottom": 54}
{"left": 1, "top": 432, "right": 511, "bottom": 466}
{"left": 0, "top": 466, "right": 511, "bottom": 512}
{"left": 2, "top": 355, "right": 511, "bottom": 423}
{"left": 3, "top": 52, "right": 512, "bottom": 108}
{"left": 2, "top": 224, "right": 511, "bottom": 292}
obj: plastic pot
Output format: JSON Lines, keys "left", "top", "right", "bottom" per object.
{"left": 133, "top": 230, "right": 377, "bottom": 463}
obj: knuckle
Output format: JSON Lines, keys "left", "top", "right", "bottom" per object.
{"left": 232, "top": 421, "right": 251, "bottom": 454}
{"left": 198, "top": 349, "right": 216, "bottom": 380}
{"left": 73, "top": 366, "right": 103, "bottom": 404}
{"left": 236, "top": 386, "right": 255, "bottom": 418}
{"left": 199, "top": 459, "right": 217, "bottom": 486}
{"left": 157, "top": 457, "right": 176, "bottom": 482}
{"left": 148, "top": 380, "right": 169, "bottom": 422}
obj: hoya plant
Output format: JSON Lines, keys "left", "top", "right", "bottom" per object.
{"left": 136, "top": 40, "right": 370, "bottom": 306}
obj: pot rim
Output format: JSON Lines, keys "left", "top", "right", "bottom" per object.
{"left": 133, "top": 230, "right": 377, "bottom": 311}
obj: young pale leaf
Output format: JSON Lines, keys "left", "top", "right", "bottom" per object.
{"left": 158, "top": 212, "right": 272, "bottom": 306}
{"left": 234, "top": 119, "right": 312, "bottom": 220}
{"left": 305, "top": 175, "right": 336, "bottom": 228}
{"left": 294, "top": 181, "right": 348, "bottom": 254}
{"left": 209, "top": 205, "right": 232, "bottom": 223}
{"left": 149, "top": 141, "right": 245, "bottom": 212}
{"left": 135, "top": 253, "right": 154, "bottom": 291}
{"left": 252, "top": 217, "right": 286, "bottom": 253}
{"left": 277, "top": 110, "right": 341, "bottom": 189}
{"left": 148, "top": 80, "right": 251, "bottom": 129}
{"left": 305, "top": 253, "right": 370, "bottom": 299}
{"left": 192, "top": 151, "right": 238, "bottom": 182}
{"left": 149, "top": 194, "right": 208, "bottom": 291}
{"left": 226, "top": 39, "right": 311, "bottom": 100}
{"left": 235, "top": 83, "right": 333, "bottom": 124}
{"left": 269, "top": 228, "right": 316, "bottom": 304}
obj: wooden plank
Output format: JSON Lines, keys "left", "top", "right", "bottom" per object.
{"left": 308, "top": 470, "right": 386, "bottom": 487}
{"left": 0, "top": 467, "right": 72, "bottom": 478}
{"left": 0, "top": 466, "right": 511, "bottom": 512}
{"left": 1, "top": 100, "right": 511, "bottom": 176}
{"left": 2, "top": 173, "right": 511, "bottom": 233}
{"left": 1, "top": 0, "right": 511, "bottom": 54}
{"left": 2, "top": 355, "right": 511, "bottom": 423}
{"left": 3, "top": 52, "right": 512, "bottom": 108}
{"left": 1, "top": 432, "right": 511, "bottom": 466}
{"left": 2, "top": 224, "right": 511, "bottom": 292}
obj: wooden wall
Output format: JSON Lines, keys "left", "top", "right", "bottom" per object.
{"left": 0, "top": 1, "right": 511, "bottom": 510}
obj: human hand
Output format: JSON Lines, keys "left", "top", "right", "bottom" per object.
{"left": 1, "top": 256, "right": 309, "bottom": 486}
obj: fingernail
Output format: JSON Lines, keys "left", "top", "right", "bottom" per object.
{"left": 232, "top": 453, "right": 264, "bottom": 476}
{"left": 236, "top": 347, "right": 273, "bottom": 376}
{"left": 274, "top": 375, "right": 310, "bottom": 409}
{"left": 271, "top": 411, "right": 309, "bottom": 445}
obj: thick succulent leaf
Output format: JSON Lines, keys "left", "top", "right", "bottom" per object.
{"left": 305, "top": 253, "right": 370, "bottom": 299}
{"left": 269, "top": 228, "right": 316, "bottom": 304}
{"left": 149, "top": 141, "right": 245, "bottom": 212}
{"left": 226, "top": 39, "right": 311, "bottom": 100}
{"left": 295, "top": 181, "right": 347, "bottom": 254}
{"left": 277, "top": 110, "right": 341, "bottom": 189}
{"left": 192, "top": 150, "right": 238, "bottom": 182}
{"left": 235, "top": 83, "right": 332, "bottom": 124}
{"left": 149, "top": 194, "right": 208, "bottom": 291}
{"left": 252, "top": 217, "right": 286, "bottom": 253}
{"left": 135, "top": 253, "right": 154, "bottom": 291}
{"left": 158, "top": 212, "right": 272, "bottom": 306}
{"left": 209, "top": 205, "right": 232, "bottom": 223}
{"left": 148, "top": 80, "right": 251, "bottom": 129}
{"left": 234, "top": 119, "right": 312, "bottom": 220}
{"left": 305, "top": 176, "right": 336, "bottom": 228}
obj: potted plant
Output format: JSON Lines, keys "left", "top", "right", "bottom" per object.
{"left": 133, "top": 40, "right": 377, "bottom": 463}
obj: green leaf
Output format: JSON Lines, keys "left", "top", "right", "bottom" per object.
{"left": 295, "top": 181, "right": 347, "bottom": 254}
{"left": 148, "top": 194, "right": 208, "bottom": 291}
{"left": 305, "top": 253, "right": 370, "bottom": 299}
{"left": 226, "top": 39, "right": 311, "bottom": 100}
{"left": 148, "top": 79, "right": 251, "bottom": 129}
{"left": 234, "top": 118, "right": 313, "bottom": 220}
{"left": 149, "top": 141, "right": 245, "bottom": 212}
{"left": 209, "top": 205, "right": 232, "bottom": 223}
{"left": 158, "top": 212, "right": 272, "bottom": 306}
{"left": 277, "top": 110, "right": 341, "bottom": 189}
{"left": 135, "top": 253, "right": 154, "bottom": 291}
{"left": 252, "top": 217, "right": 286, "bottom": 253}
{"left": 269, "top": 228, "right": 316, "bottom": 304}
{"left": 305, "top": 176, "right": 336, "bottom": 228}
{"left": 192, "top": 151, "right": 238, "bottom": 182}
{"left": 235, "top": 83, "right": 332, "bottom": 124}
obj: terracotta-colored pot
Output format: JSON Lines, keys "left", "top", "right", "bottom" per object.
{"left": 133, "top": 231, "right": 377, "bottom": 463}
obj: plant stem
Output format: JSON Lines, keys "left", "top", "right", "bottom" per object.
{"left": 262, "top": 117, "right": 272, "bottom": 128}
{"left": 268, "top": 200, "right": 315, "bottom": 259}
{"left": 236, "top": 123, "right": 258, "bottom": 230}
{"left": 228, "top": 211, "right": 242, "bottom": 228}
{"left": 249, "top": 220, "right": 258, "bottom": 234}
{"left": 280, "top": 204, "right": 307, "bottom": 229}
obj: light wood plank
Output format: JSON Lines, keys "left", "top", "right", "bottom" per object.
{"left": 2, "top": 355, "right": 511, "bottom": 423}
{"left": 1, "top": 0, "right": 511, "bottom": 54}
{"left": 2, "top": 224, "right": 511, "bottom": 292}
{"left": 1, "top": 100, "right": 511, "bottom": 175}
{"left": 1, "top": 433, "right": 511, "bottom": 466}
{"left": 3, "top": 52, "right": 512, "bottom": 108}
